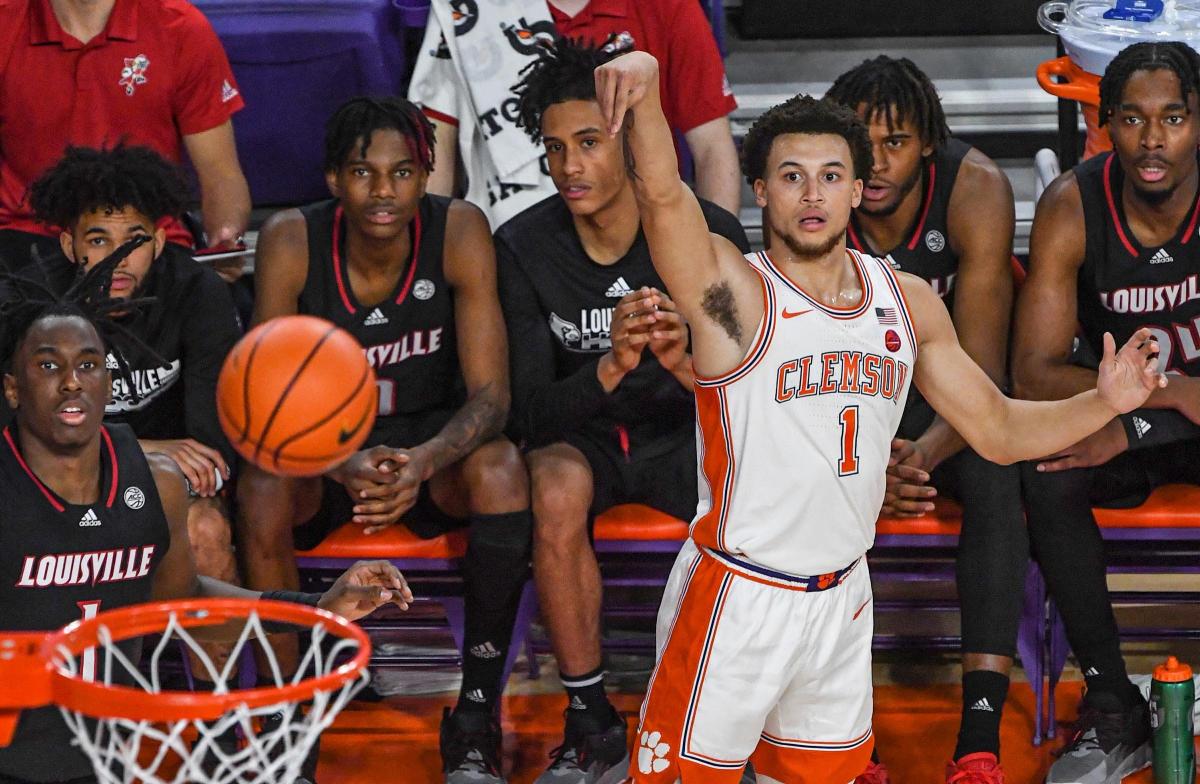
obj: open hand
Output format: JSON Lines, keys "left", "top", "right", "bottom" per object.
{"left": 318, "top": 559, "right": 413, "bottom": 619}
{"left": 1097, "top": 329, "right": 1167, "bottom": 414}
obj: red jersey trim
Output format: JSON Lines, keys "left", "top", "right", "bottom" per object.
{"left": 100, "top": 426, "right": 119, "bottom": 508}
{"left": 421, "top": 107, "right": 458, "bottom": 127}
{"left": 761, "top": 249, "right": 874, "bottom": 320}
{"left": 1103, "top": 154, "right": 1139, "bottom": 258}
{"left": 905, "top": 161, "right": 937, "bottom": 251}
{"left": 1181, "top": 186, "right": 1200, "bottom": 245}
{"left": 330, "top": 204, "right": 424, "bottom": 315}
{"left": 3, "top": 426, "right": 65, "bottom": 513}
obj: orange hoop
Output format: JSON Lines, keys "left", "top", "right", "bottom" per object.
{"left": 0, "top": 598, "right": 370, "bottom": 731}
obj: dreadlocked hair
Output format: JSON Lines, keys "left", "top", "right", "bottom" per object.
{"left": 1099, "top": 41, "right": 1200, "bottom": 124}
{"left": 28, "top": 144, "right": 191, "bottom": 230}
{"left": 825, "top": 55, "right": 950, "bottom": 150}
{"left": 741, "top": 95, "right": 874, "bottom": 185}
{"left": 0, "top": 238, "right": 165, "bottom": 398}
{"left": 324, "top": 96, "right": 436, "bottom": 173}
{"left": 512, "top": 37, "right": 614, "bottom": 143}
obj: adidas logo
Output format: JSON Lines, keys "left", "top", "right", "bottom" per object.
{"left": 605, "top": 277, "right": 633, "bottom": 298}
{"left": 221, "top": 79, "right": 239, "bottom": 103}
{"left": 1084, "top": 666, "right": 1100, "bottom": 677}
{"left": 464, "top": 689, "right": 486, "bottom": 703}
{"left": 78, "top": 508, "right": 100, "bottom": 527}
{"left": 469, "top": 641, "right": 501, "bottom": 660}
{"left": 1133, "top": 416, "right": 1152, "bottom": 439}
{"left": 1150, "top": 248, "right": 1174, "bottom": 265}
{"left": 363, "top": 308, "right": 389, "bottom": 326}
{"left": 568, "top": 696, "right": 587, "bottom": 710}
{"left": 970, "top": 697, "right": 994, "bottom": 712}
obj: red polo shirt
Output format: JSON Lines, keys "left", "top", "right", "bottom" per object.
{"left": 0, "top": 0, "right": 244, "bottom": 246}
{"left": 550, "top": 0, "right": 736, "bottom": 135}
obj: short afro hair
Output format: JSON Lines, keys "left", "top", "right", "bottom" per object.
{"left": 825, "top": 55, "right": 950, "bottom": 150}
{"left": 513, "top": 37, "right": 614, "bottom": 143}
{"left": 1099, "top": 41, "right": 1200, "bottom": 124}
{"left": 28, "top": 144, "right": 191, "bottom": 230}
{"left": 324, "top": 96, "right": 435, "bottom": 173}
{"left": 740, "top": 95, "right": 874, "bottom": 185}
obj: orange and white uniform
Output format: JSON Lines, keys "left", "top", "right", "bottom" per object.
{"left": 632, "top": 250, "right": 916, "bottom": 784}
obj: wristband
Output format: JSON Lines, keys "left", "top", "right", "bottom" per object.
{"left": 259, "top": 589, "right": 322, "bottom": 607}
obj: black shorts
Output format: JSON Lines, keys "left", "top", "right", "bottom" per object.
{"left": 292, "top": 407, "right": 467, "bottom": 548}
{"left": 561, "top": 430, "right": 698, "bottom": 525}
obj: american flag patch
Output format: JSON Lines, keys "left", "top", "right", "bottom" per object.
{"left": 875, "top": 307, "right": 899, "bottom": 325}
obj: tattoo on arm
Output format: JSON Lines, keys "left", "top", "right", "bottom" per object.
{"left": 423, "top": 382, "right": 506, "bottom": 472}
{"left": 701, "top": 281, "right": 743, "bottom": 343}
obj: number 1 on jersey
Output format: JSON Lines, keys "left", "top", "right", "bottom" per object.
{"left": 838, "top": 405, "right": 860, "bottom": 476}
{"left": 76, "top": 600, "right": 101, "bottom": 682}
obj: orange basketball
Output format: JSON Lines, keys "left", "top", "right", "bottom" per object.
{"left": 217, "top": 315, "right": 377, "bottom": 477}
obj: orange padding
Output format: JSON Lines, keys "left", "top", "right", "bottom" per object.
{"left": 297, "top": 485, "right": 1200, "bottom": 561}
{"left": 1093, "top": 484, "right": 1200, "bottom": 528}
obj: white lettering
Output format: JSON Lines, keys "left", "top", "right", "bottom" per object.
{"left": 16, "top": 557, "right": 35, "bottom": 587}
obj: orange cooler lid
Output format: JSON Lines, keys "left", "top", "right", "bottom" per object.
{"left": 1154, "top": 656, "right": 1194, "bottom": 683}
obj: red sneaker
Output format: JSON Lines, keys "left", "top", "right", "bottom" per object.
{"left": 855, "top": 759, "right": 890, "bottom": 784}
{"left": 946, "top": 752, "right": 1006, "bottom": 784}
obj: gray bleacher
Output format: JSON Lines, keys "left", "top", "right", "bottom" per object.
{"left": 723, "top": 31, "right": 1076, "bottom": 253}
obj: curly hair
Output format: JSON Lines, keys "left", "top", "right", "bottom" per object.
{"left": 825, "top": 55, "right": 950, "bottom": 149}
{"left": 28, "top": 144, "right": 192, "bottom": 230}
{"left": 512, "top": 37, "right": 615, "bottom": 143}
{"left": 1099, "top": 41, "right": 1200, "bottom": 124}
{"left": 324, "top": 96, "right": 436, "bottom": 173}
{"left": 1, "top": 238, "right": 164, "bottom": 395}
{"left": 741, "top": 95, "right": 874, "bottom": 185}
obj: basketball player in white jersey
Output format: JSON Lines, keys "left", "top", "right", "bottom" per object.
{"left": 593, "top": 53, "right": 1166, "bottom": 784}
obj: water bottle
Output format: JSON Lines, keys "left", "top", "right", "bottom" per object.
{"left": 1151, "top": 656, "right": 1195, "bottom": 784}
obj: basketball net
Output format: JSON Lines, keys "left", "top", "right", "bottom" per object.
{"left": 0, "top": 599, "right": 370, "bottom": 784}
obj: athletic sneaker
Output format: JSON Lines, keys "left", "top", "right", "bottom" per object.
{"left": 946, "top": 752, "right": 1006, "bottom": 784}
{"left": 534, "top": 708, "right": 629, "bottom": 784}
{"left": 855, "top": 759, "right": 891, "bottom": 784}
{"left": 440, "top": 708, "right": 506, "bottom": 783}
{"left": 1045, "top": 692, "right": 1151, "bottom": 784}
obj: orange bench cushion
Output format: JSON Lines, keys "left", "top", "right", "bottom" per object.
{"left": 1093, "top": 484, "right": 1200, "bottom": 528}
{"left": 875, "top": 501, "right": 964, "bottom": 537}
{"left": 296, "top": 521, "right": 468, "bottom": 560}
{"left": 593, "top": 504, "right": 690, "bottom": 542}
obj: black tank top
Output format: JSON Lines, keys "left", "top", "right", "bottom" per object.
{"left": 847, "top": 137, "right": 971, "bottom": 311}
{"left": 298, "top": 196, "right": 459, "bottom": 442}
{"left": 0, "top": 423, "right": 169, "bottom": 781}
{"left": 1076, "top": 152, "right": 1200, "bottom": 376}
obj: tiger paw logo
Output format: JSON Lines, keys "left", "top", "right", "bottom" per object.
{"left": 119, "top": 54, "right": 150, "bottom": 96}
{"left": 501, "top": 17, "right": 558, "bottom": 55}
{"left": 450, "top": 0, "right": 478, "bottom": 36}
{"left": 638, "top": 731, "right": 671, "bottom": 774}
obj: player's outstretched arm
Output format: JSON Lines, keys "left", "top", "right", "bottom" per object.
{"left": 595, "top": 52, "right": 761, "bottom": 377}
{"left": 147, "top": 454, "right": 411, "bottom": 623}
{"left": 906, "top": 274, "right": 1166, "bottom": 465}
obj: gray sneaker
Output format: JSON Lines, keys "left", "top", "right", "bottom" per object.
{"left": 535, "top": 710, "right": 629, "bottom": 784}
{"left": 440, "top": 708, "right": 506, "bottom": 783}
{"left": 1045, "top": 693, "right": 1152, "bottom": 784}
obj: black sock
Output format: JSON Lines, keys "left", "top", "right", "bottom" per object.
{"left": 561, "top": 665, "right": 612, "bottom": 726}
{"left": 455, "top": 511, "right": 532, "bottom": 715}
{"left": 1078, "top": 650, "right": 1140, "bottom": 709}
{"left": 954, "top": 670, "right": 1008, "bottom": 759}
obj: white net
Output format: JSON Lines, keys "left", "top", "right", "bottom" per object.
{"left": 52, "top": 607, "right": 368, "bottom": 784}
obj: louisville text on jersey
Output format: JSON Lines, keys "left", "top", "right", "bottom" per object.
{"left": 1098, "top": 274, "right": 1200, "bottom": 315}
{"left": 107, "top": 359, "right": 182, "bottom": 413}
{"left": 775, "top": 352, "right": 910, "bottom": 403}
{"left": 362, "top": 327, "right": 444, "bottom": 368}
{"left": 16, "top": 545, "right": 157, "bottom": 588}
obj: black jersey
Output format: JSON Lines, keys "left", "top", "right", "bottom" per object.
{"left": 298, "top": 196, "right": 459, "bottom": 444}
{"left": 1076, "top": 152, "right": 1200, "bottom": 378}
{"left": 847, "top": 137, "right": 971, "bottom": 310}
{"left": 497, "top": 195, "right": 750, "bottom": 456}
{"left": 0, "top": 423, "right": 169, "bottom": 781}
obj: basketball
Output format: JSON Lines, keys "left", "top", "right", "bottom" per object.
{"left": 216, "top": 315, "right": 377, "bottom": 477}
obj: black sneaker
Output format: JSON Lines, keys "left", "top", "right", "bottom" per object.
{"left": 440, "top": 707, "right": 506, "bottom": 783}
{"left": 534, "top": 707, "right": 629, "bottom": 784}
{"left": 260, "top": 708, "right": 321, "bottom": 784}
{"left": 1045, "top": 690, "right": 1151, "bottom": 784}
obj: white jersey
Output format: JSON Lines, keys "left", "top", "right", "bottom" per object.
{"left": 690, "top": 250, "right": 916, "bottom": 576}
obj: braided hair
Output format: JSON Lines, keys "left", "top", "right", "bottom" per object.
{"left": 513, "top": 37, "right": 614, "bottom": 143}
{"left": 1, "top": 238, "right": 165, "bottom": 396}
{"left": 324, "top": 96, "right": 436, "bottom": 173}
{"left": 1099, "top": 42, "right": 1200, "bottom": 124}
{"left": 825, "top": 55, "right": 950, "bottom": 149}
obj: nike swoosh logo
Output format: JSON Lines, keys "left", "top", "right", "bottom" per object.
{"left": 781, "top": 308, "right": 812, "bottom": 319}
{"left": 338, "top": 404, "right": 373, "bottom": 445}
